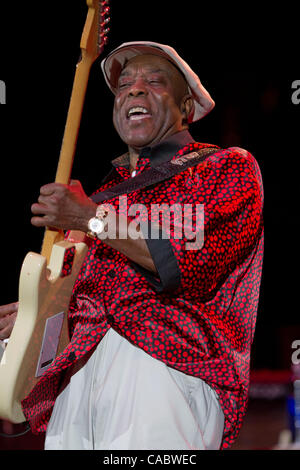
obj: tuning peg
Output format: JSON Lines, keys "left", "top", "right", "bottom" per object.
{"left": 101, "top": 17, "right": 110, "bottom": 28}
{"left": 99, "top": 35, "right": 108, "bottom": 47}
{"left": 97, "top": 0, "right": 110, "bottom": 53}
{"left": 102, "top": 6, "right": 110, "bottom": 17}
{"left": 100, "top": 28, "right": 110, "bottom": 39}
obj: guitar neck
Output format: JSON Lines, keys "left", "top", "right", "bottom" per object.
{"left": 39, "top": 1, "right": 110, "bottom": 265}
{"left": 41, "top": 54, "right": 94, "bottom": 264}
{"left": 55, "top": 55, "right": 93, "bottom": 184}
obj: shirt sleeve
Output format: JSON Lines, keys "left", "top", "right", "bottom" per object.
{"left": 132, "top": 148, "right": 263, "bottom": 298}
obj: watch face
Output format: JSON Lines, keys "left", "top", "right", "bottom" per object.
{"left": 88, "top": 217, "right": 105, "bottom": 234}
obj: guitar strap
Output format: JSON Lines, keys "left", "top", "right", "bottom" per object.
{"left": 90, "top": 146, "right": 221, "bottom": 204}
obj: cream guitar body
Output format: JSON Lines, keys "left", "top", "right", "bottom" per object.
{"left": 0, "top": 0, "right": 110, "bottom": 423}
{"left": 0, "top": 237, "right": 88, "bottom": 422}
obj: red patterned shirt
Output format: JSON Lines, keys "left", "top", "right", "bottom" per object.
{"left": 22, "top": 130, "right": 264, "bottom": 449}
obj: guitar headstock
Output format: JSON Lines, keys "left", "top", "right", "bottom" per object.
{"left": 80, "top": 0, "right": 110, "bottom": 63}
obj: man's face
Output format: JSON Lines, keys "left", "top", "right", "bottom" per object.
{"left": 113, "top": 54, "right": 190, "bottom": 151}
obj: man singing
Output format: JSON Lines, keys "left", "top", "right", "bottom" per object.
{"left": 0, "top": 41, "right": 264, "bottom": 450}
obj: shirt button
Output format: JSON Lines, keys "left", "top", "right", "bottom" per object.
{"left": 68, "top": 352, "right": 76, "bottom": 362}
{"left": 107, "top": 269, "right": 116, "bottom": 278}
{"left": 106, "top": 314, "right": 114, "bottom": 325}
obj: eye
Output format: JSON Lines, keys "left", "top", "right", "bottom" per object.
{"left": 148, "top": 74, "right": 167, "bottom": 86}
{"left": 149, "top": 78, "right": 161, "bottom": 85}
{"left": 117, "top": 80, "right": 133, "bottom": 90}
{"left": 118, "top": 82, "right": 130, "bottom": 89}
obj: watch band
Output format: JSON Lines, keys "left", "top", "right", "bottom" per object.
{"left": 96, "top": 204, "right": 109, "bottom": 220}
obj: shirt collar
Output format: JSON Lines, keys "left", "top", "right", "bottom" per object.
{"left": 111, "top": 129, "right": 195, "bottom": 169}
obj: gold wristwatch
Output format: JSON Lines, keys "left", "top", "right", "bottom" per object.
{"left": 87, "top": 205, "right": 109, "bottom": 239}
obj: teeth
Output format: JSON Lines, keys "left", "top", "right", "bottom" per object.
{"left": 128, "top": 107, "right": 149, "bottom": 117}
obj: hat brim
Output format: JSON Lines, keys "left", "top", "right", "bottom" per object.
{"left": 101, "top": 41, "right": 215, "bottom": 123}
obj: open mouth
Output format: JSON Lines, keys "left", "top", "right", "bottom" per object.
{"left": 127, "top": 106, "right": 152, "bottom": 121}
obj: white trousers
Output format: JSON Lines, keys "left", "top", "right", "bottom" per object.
{"left": 45, "top": 328, "right": 224, "bottom": 450}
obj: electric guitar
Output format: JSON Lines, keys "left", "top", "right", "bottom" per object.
{"left": 0, "top": 0, "right": 110, "bottom": 423}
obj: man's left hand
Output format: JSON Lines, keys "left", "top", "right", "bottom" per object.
{"left": 31, "top": 180, "right": 97, "bottom": 232}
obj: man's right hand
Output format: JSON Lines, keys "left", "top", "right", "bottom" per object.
{"left": 0, "top": 302, "right": 18, "bottom": 340}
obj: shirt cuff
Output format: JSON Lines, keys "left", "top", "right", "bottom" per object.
{"left": 131, "top": 224, "right": 181, "bottom": 293}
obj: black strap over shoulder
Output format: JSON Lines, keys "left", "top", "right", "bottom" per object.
{"left": 91, "top": 147, "right": 220, "bottom": 204}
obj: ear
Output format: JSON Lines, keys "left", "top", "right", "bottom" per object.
{"left": 180, "top": 94, "right": 194, "bottom": 123}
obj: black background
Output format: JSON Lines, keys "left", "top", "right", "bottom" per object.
{"left": 0, "top": 1, "right": 299, "bottom": 370}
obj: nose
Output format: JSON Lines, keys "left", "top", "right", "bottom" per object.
{"left": 128, "top": 77, "right": 148, "bottom": 97}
